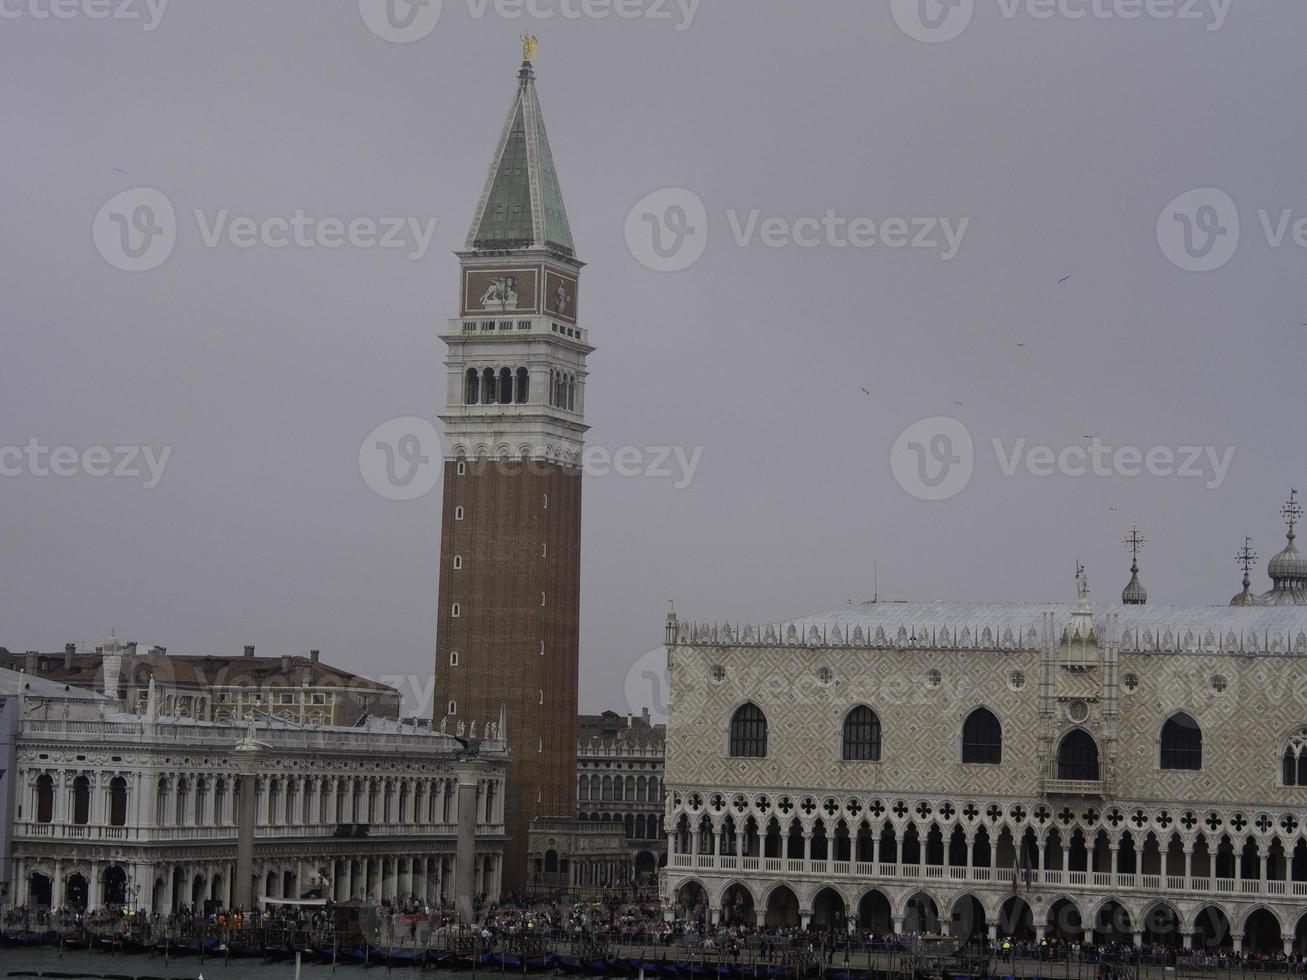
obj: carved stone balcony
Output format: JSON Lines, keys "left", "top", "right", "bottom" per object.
{"left": 1044, "top": 778, "right": 1106, "bottom": 796}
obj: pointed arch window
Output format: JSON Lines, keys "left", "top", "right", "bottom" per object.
{"left": 1283, "top": 727, "right": 1307, "bottom": 785}
{"left": 962, "top": 707, "right": 1002, "bottom": 765}
{"left": 1057, "top": 729, "right": 1100, "bottom": 781}
{"left": 842, "top": 706, "right": 882, "bottom": 761}
{"left": 464, "top": 369, "right": 480, "bottom": 405}
{"left": 729, "top": 703, "right": 768, "bottom": 758}
{"left": 1159, "top": 712, "right": 1202, "bottom": 770}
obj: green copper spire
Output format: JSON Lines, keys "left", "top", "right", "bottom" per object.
{"left": 466, "top": 57, "right": 575, "bottom": 257}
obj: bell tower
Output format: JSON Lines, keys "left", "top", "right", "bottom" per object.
{"left": 433, "top": 43, "right": 591, "bottom": 892}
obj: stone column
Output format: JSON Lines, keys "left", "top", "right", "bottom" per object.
{"left": 88, "top": 862, "right": 102, "bottom": 910}
{"left": 233, "top": 730, "right": 266, "bottom": 911}
{"left": 453, "top": 759, "right": 480, "bottom": 922}
{"left": 51, "top": 860, "right": 64, "bottom": 908}
{"left": 1184, "top": 846, "right": 1193, "bottom": 890}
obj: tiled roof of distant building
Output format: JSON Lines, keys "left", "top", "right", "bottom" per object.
{"left": 0, "top": 648, "right": 394, "bottom": 694}
{"left": 579, "top": 708, "right": 665, "bottom": 748}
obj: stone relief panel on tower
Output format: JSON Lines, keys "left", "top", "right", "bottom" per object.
{"left": 463, "top": 267, "right": 541, "bottom": 315}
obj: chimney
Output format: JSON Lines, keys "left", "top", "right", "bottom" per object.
{"left": 243, "top": 645, "right": 255, "bottom": 658}
{"left": 64, "top": 643, "right": 75, "bottom": 669}
{"left": 25, "top": 651, "right": 37, "bottom": 673}
{"left": 641, "top": 707, "right": 650, "bottom": 725}
{"left": 309, "top": 649, "right": 320, "bottom": 663}
{"left": 150, "top": 646, "right": 165, "bottom": 666}
{"left": 627, "top": 712, "right": 633, "bottom": 728}
{"left": 280, "top": 654, "right": 291, "bottom": 673}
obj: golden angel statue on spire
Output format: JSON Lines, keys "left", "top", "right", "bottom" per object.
{"left": 522, "top": 34, "right": 539, "bottom": 63}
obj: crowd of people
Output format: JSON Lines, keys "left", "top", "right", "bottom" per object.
{"left": 8, "top": 895, "right": 1307, "bottom": 976}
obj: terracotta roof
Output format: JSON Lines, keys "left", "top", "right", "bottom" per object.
{"left": 578, "top": 709, "right": 665, "bottom": 749}
{"left": 0, "top": 651, "right": 396, "bottom": 695}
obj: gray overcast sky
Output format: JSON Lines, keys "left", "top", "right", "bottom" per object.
{"left": 2, "top": 0, "right": 1305, "bottom": 717}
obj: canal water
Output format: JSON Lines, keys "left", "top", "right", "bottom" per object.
{"left": 0, "top": 946, "right": 448, "bottom": 979}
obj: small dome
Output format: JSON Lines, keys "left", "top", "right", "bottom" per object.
{"left": 1257, "top": 494, "right": 1305, "bottom": 606}
{"left": 1268, "top": 534, "right": 1307, "bottom": 585}
{"left": 1121, "top": 568, "right": 1147, "bottom": 605}
{"left": 1229, "top": 584, "right": 1258, "bottom": 606}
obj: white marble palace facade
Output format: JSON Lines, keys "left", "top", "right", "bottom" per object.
{"left": 7, "top": 694, "right": 507, "bottom": 913}
{"left": 661, "top": 554, "right": 1307, "bottom": 955}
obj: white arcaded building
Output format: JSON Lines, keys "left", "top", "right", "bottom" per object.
{"left": 4, "top": 670, "right": 507, "bottom": 913}
{"left": 662, "top": 503, "right": 1307, "bottom": 954}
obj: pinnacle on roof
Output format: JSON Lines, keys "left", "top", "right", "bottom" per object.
{"left": 1121, "top": 520, "right": 1148, "bottom": 606}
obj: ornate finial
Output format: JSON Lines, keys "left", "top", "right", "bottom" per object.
{"left": 1231, "top": 535, "right": 1260, "bottom": 605}
{"left": 1237, "top": 536, "right": 1259, "bottom": 581}
{"left": 1283, "top": 490, "right": 1301, "bottom": 540}
{"left": 1121, "top": 520, "right": 1148, "bottom": 605}
{"left": 1075, "top": 561, "right": 1089, "bottom": 602}
{"left": 1122, "top": 519, "right": 1146, "bottom": 569}
{"left": 521, "top": 34, "right": 539, "bottom": 64}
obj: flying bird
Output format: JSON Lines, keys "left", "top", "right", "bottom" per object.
{"left": 1058, "top": 275, "right": 1071, "bottom": 284}
{"left": 860, "top": 387, "right": 872, "bottom": 396}
{"left": 1016, "top": 343, "right": 1026, "bottom": 348}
